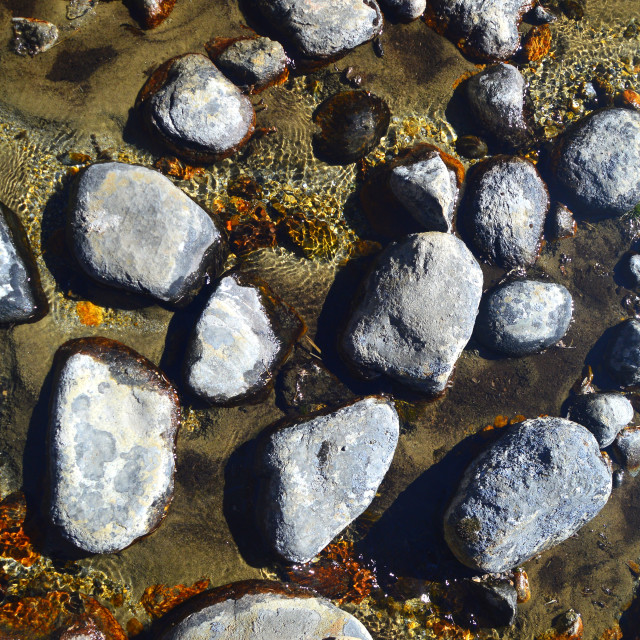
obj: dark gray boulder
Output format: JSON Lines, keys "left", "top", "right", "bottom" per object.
{"left": 548, "top": 203, "right": 577, "bottom": 239}
{"left": 474, "top": 280, "right": 573, "bottom": 356}
{"left": 462, "top": 156, "right": 549, "bottom": 268}
{"left": 183, "top": 273, "right": 305, "bottom": 405}
{"left": 553, "top": 108, "right": 640, "bottom": 216}
{"left": 258, "top": 397, "right": 399, "bottom": 563}
{"left": 12, "top": 18, "right": 58, "bottom": 56}
{"left": 615, "top": 427, "right": 640, "bottom": 476}
{"left": 444, "top": 417, "right": 612, "bottom": 573}
{"left": 379, "top": 0, "right": 426, "bottom": 21}
{"left": 341, "top": 232, "right": 483, "bottom": 394}
{"left": 603, "top": 319, "right": 640, "bottom": 387}
{"left": 566, "top": 392, "right": 634, "bottom": 448}
{"left": 49, "top": 337, "right": 180, "bottom": 554}
{"left": 68, "top": 162, "right": 227, "bottom": 306}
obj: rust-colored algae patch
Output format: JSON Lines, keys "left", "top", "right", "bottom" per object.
{"left": 522, "top": 25, "right": 553, "bottom": 62}
{"left": 0, "top": 492, "right": 40, "bottom": 568}
{"left": 154, "top": 156, "right": 205, "bottom": 180}
{"left": 599, "top": 625, "right": 623, "bottom": 640}
{"left": 140, "top": 578, "right": 211, "bottom": 619}
{"left": 425, "top": 616, "right": 474, "bottom": 640}
{"left": 75, "top": 301, "right": 104, "bottom": 327}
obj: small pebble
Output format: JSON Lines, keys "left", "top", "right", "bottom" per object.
{"left": 549, "top": 203, "right": 577, "bottom": 239}
{"left": 528, "top": 4, "right": 557, "bottom": 23}
{"left": 566, "top": 392, "right": 634, "bottom": 447}
{"left": 12, "top": 17, "right": 58, "bottom": 56}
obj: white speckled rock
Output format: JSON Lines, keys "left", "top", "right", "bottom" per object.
{"left": 567, "top": 392, "right": 634, "bottom": 448}
{"left": 258, "top": 397, "right": 399, "bottom": 563}
{"left": 12, "top": 17, "right": 58, "bottom": 56}
{"left": 49, "top": 338, "right": 180, "bottom": 554}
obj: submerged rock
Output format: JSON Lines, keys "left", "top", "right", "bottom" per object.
{"left": 49, "top": 337, "right": 180, "bottom": 554}
{"left": 627, "top": 253, "right": 640, "bottom": 289}
{"left": 444, "top": 417, "right": 612, "bottom": 573}
{"left": 137, "top": 54, "right": 255, "bottom": 163}
{"left": 341, "top": 232, "right": 482, "bottom": 394}
{"left": 474, "top": 280, "right": 573, "bottom": 356}
{"left": 12, "top": 18, "right": 58, "bottom": 56}
{"left": 468, "top": 578, "right": 518, "bottom": 627}
{"left": 603, "top": 319, "right": 640, "bottom": 387}
{"left": 379, "top": 0, "right": 426, "bottom": 21}
{"left": 0, "top": 202, "right": 48, "bottom": 325}
{"left": 131, "top": 0, "right": 177, "bottom": 28}
{"left": 456, "top": 134, "right": 488, "bottom": 159}
{"left": 183, "top": 273, "right": 305, "bottom": 405}
{"left": 553, "top": 108, "right": 640, "bottom": 216}
{"left": 68, "top": 162, "right": 227, "bottom": 306}
{"left": 258, "top": 397, "right": 399, "bottom": 563}
{"left": 548, "top": 203, "right": 577, "bottom": 239}
{"left": 614, "top": 427, "right": 640, "bottom": 476}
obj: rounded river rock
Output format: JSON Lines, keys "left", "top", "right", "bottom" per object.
{"left": 603, "top": 318, "right": 640, "bottom": 387}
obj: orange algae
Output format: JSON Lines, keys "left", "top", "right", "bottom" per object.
{"left": 75, "top": 301, "right": 104, "bottom": 327}
{"left": 522, "top": 25, "right": 552, "bottom": 62}
{"left": 425, "top": 615, "right": 474, "bottom": 640}
{"left": 154, "top": 156, "right": 205, "bottom": 180}
{"left": 0, "top": 492, "right": 40, "bottom": 568}
{"left": 599, "top": 625, "right": 623, "bottom": 640}
{"left": 140, "top": 578, "right": 211, "bottom": 619}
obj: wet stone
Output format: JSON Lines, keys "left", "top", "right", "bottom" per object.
{"left": 49, "top": 337, "right": 180, "bottom": 555}
{"left": 474, "top": 280, "right": 573, "bottom": 356}
{"left": 603, "top": 319, "right": 640, "bottom": 387}
{"left": 528, "top": 4, "right": 558, "bottom": 23}
{"left": 553, "top": 107, "right": 640, "bottom": 216}
{"left": 456, "top": 134, "right": 488, "bottom": 159}
{"left": 614, "top": 427, "right": 640, "bottom": 476}
{"left": 445, "top": 418, "right": 612, "bottom": 573}
{"left": 462, "top": 156, "right": 549, "bottom": 268}
{"left": 258, "top": 397, "right": 399, "bottom": 563}
{"left": 549, "top": 203, "right": 577, "bottom": 239}
{"left": 67, "top": 0, "right": 96, "bottom": 20}
{"left": 468, "top": 578, "right": 518, "bottom": 627}
{"left": 138, "top": 54, "right": 255, "bottom": 163}
{"left": 566, "top": 392, "right": 634, "bottom": 448}
{"left": 183, "top": 273, "right": 305, "bottom": 405}
{"left": 626, "top": 253, "right": 640, "bottom": 289}
{"left": 68, "top": 162, "right": 227, "bottom": 306}
{"left": 341, "top": 232, "right": 482, "bottom": 393}
{"left": 379, "top": 0, "right": 426, "bottom": 21}
{"left": 613, "top": 468, "right": 625, "bottom": 487}
{"left": 132, "top": 0, "right": 177, "bottom": 29}
{"left": 12, "top": 18, "right": 58, "bottom": 56}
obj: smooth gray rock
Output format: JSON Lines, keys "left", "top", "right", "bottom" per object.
{"left": 603, "top": 319, "right": 640, "bottom": 387}
{"left": 341, "top": 232, "right": 483, "bottom": 393}
{"left": 12, "top": 18, "right": 58, "bottom": 56}
{"left": 183, "top": 273, "right": 304, "bottom": 405}
{"left": 142, "top": 54, "right": 255, "bottom": 162}
{"left": 627, "top": 253, "right": 640, "bottom": 288}
{"left": 444, "top": 417, "right": 612, "bottom": 573}
{"left": 258, "top": 397, "right": 399, "bottom": 563}
{"left": 254, "top": 0, "right": 383, "bottom": 60}
{"left": 566, "top": 392, "right": 634, "bottom": 447}
{"left": 474, "top": 280, "right": 573, "bottom": 356}
{"left": 379, "top": 0, "right": 426, "bottom": 21}
{"left": 389, "top": 152, "right": 458, "bottom": 232}
{"left": 68, "top": 162, "right": 227, "bottom": 306}
{"left": 554, "top": 108, "right": 640, "bottom": 216}
{"left": 463, "top": 156, "right": 549, "bottom": 268}
{"left": 615, "top": 427, "right": 640, "bottom": 476}
{"left": 49, "top": 338, "right": 180, "bottom": 554}
{"left": 466, "top": 64, "right": 531, "bottom": 148}
{"left": 549, "top": 203, "right": 577, "bottom": 239}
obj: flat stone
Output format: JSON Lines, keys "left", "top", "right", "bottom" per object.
{"left": 131, "top": 0, "right": 176, "bottom": 28}
{"left": 138, "top": 54, "right": 255, "bottom": 163}
{"left": 379, "top": 0, "right": 426, "bottom": 21}
{"left": 254, "top": 0, "right": 383, "bottom": 60}
{"left": 566, "top": 392, "right": 634, "bottom": 447}
{"left": 341, "top": 232, "right": 483, "bottom": 393}
{"left": 49, "top": 337, "right": 180, "bottom": 554}
{"left": 68, "top": 162, "right": 227, "bottom": 306}
{"left": 614, "top": 427, "right": 640, "bottom": 476}
{"left": 462, "top": 156, "right": 549, "bottom": 268}
{"left": 183, "top": 273, "right": 305, "bottom": 405}
{"left": 553, "top": 108, "right": 640, "bottom": 216}
{"left": 12, "top": 18, "right": 58, "bottom": 56}
{"left": 549, "top": 203, "right": 577, "bottom": 239}
{"left": 603, "top": 319, "right": 640, "bottom": 387}
{"left": 0, "top": 202, "right": 48, "bottom": 325}
{"left": 474, "top": 280, "right": 573, "bottom": 356}
{"left": 444, "top": 417, "right": 612, "bottom": 573}
{"left": 258, "top": 397, "right": 399, "bottom": 563}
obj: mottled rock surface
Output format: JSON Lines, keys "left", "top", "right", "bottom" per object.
{"left": 553, "top": 108, "right": 640, "bottom": 216}
{"left": 12, "top": 18, "right": 58, "bottom": 56}
{"left": 474, "top": 280, "right": 573, "bottom": 356}
{"left": 341, "top": 232, "right": 482, "bottom": 393}
{"left": 615, "top": 427, "right": 640, "bottom": 476}
{"left": 603, "top": 319, "right": 640, "bottom": 387}
{"left": 132, "top": 0, "right": 176, "bottom": 28}
{"left": 138, "top": 54, "right": 255, "bottom": 162}
{"left": 379, "top": 0, "right": 426, "bottom": 21}
{"left": 68, "top": 162, "right": 227, "bottom": 306}
{"left": 183, "top": 273, "right": 305, "bottom": 405}
{"left": 49, "top": 338, "right": 180, "bottom": 554}
{"left": 566, "top": 392, "right": 634, "bottom": 447}
{"left": 444, "top": 417, "right": 612, "bottom": 573}
{"left": 548, "top": 203, "right": 577, "bottom": 239}
{"left": 258, "top": 397, "right": 399, "bottom": 563}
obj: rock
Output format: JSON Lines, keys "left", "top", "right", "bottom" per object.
{"left": 474, "top": 279, "right": 573, "bottom": 356}
{"left": 456, "top": 134, "right": 488, "bottom": 159}
{"left": 67, "top": 0, "right": 96, "bottom": 20}
{"left": 548, "top": 203, "right": 577, "bottom": 239}
{"left": 11, "top": 18, "right": 58, "bottom": 56}
{"left": 444, "top": 417, "right": 612, "bottom": 573}
{"left": 553, "top": 108, "right": 640, "bottom": 216}
{"left": 183, "top": 273, "right": 305, "bottom": 405}
{"left": 614, "top": 427, "right": 640, "bottom": 476}
{"left": 68, "top": 162, "right": 227, "bottom": 306}
{"left": 0, "top": 202, "right": 48, "bottom": 325}
{"left": 379, "top": 0, "right": 426, "bottom": 21}
{"left": 613, "top": 468, "right": 625, "bottom": 487}
{"left": 137, "top": 54, "right": 255, "bottom": 163}
{"left": 160, "top": 581, "right": 373, "bottom": 639}
{"left": 49, "top": 337, "right": 180, "bottom": 554}
{"left": 466, "top": 64, "right": 531, "bottom": 148}
{"left": 0, "top": 452, "right": 20, "bottom": 501}
{"left": 207, "top": 36, "right": 288, "bottom": 93}
{"left": 254, "top": 0, "right": 383, "bottom": 61}
{"left": 603, "top": 319, "right": 640, "bottom": 387}
{"left": 566, "top": 392, "right": 634, "bottom": 448}
{"left": 258, "top": 397, "right": 399, "bottom": 563}
{"left": 462, "top": 156, "right": 549, "bottom": 268}
{"left": 341, "top": 232, "right": 482, "bottom": 393}
{"left": 131, "top": 0, "right": 176, "bottom": 28}
{"left": 426, "top": 0, "right": 534, "bottom": 60}
{"left": 625, "top": 253, "right": 640, "bottom": 289}
{"left": 468, "top": 578, "right": 518, "bottom": 627}
{"left": 528, "top": 4, "right": 557, "bottom": 23}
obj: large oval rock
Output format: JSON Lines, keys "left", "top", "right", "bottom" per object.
{"left": 341, "top": 232, "right": 483, "bottom": 393}
{"left": 553, "top": 108, "right": 640, "bottom": 216}
{"left": 160, "top": 581, "right": 373, "bottom": 640}
{"left": 258, "top": 397, "right": 399, "bottom": 563}
{"left": 68, "top": 162, "right": 227, "bottom": 306}
{"left": 137, "top": 54, "right": 255, "bottom": 163}
{"left": 603, "top": 318, "right": 640, "bottom": 387}
{"left": 474, "top": 280, "right": 573, "bottom": 356}
{"left": 444, "top": 417, "right": 612, "bottom": 573}
{"left": 183, "top": 273, "right": 305, "bottom": 405}
{"left": 49, "top": 337, "right": 180, "bottom": 554}
{"left": 462, "top": 156, "right": 549, "bottom": 268}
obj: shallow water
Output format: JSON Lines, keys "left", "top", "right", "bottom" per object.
{"left": 1, "top": 0, "right": 640, "bottom": 638}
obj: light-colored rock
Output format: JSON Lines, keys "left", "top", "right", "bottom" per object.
{"left": 12, "top": 18, "right": 58, "bottom": 56}
{"left": 566, "top": 392, "right": 634, "bottom": 447}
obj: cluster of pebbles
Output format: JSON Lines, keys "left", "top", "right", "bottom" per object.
{"left": 3, "top": 0, "right": 640, "bottom": 637}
